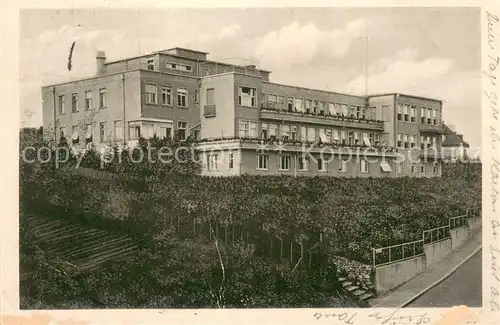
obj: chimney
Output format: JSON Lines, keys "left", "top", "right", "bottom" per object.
{"left": 96, "top": 50, "right": 106, "bottom": 75}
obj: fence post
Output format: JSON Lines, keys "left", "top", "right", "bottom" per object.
{"left": 290, "top": 241, "right": 294, "bottom": 264}
{"left": 402, "top": 244, "right": 405, "bottom": 260}
{"left": 413, "top": 241, "right": 416, "bottom": 256}
{"left": 372, "top": 248, "right": 375, "bottom": 268}
{"left": 389, "top": 246, "right": 391, "bottom": 263}
{"left": 280, "top": 238, "right": 283, "bottom": 260}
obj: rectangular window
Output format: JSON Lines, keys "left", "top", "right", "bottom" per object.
{"left": 99, "top": 122, "right": 106, "bottom": 143}
{"left": 341, "top": 130, "right": 347, "bottom": 145}
{"left": 427, "top": 108, "right": 432, "bottom": 124}
{"left": 238, "top": 86, "right": 257, "bottom": 107}
{"left": 99, "top": 88, "right": 106, "bottom": 108}
{"left": 145, "top": 84, "right": 157, "bottom": 104}
{"left": 397, "top": 133, "right": 403, "bottom": 148}
{"left": 335, "top": 103, "right": 342, "bottom": 115}
{"left": 294, "top": 98, "right": 303, "bottom": 112}
{"left": 342, "top": 104, "right": 348, "bottom": 116}
{"left": 277, "top": 95, "right": 285, "bottom": 109}
{"left": 71, "top": 93, "right": 78, "bottom": 112}
{"left": 313, "top": 101, "right": 319, "bottom": 114}
{"left": 206, "top": 88, "right": 215, "bottom": 105}
{"left": 421, "top": 107, "right": 426, "bottom": 123}
{"left": 319, "top": 102, "right": 325, "bottom": 115}
{"left": 268, "top": 94, "right": 277, "bottom": 103}
{"left": 404, "top": 104, "right": 410, "bottom": 122}
{"left": 300, "top": 126, "right": 307, "bottom": 141}
{"left": 317, "top": 158, "right": 326, "bottom": 171}
{"left": 411, "top": 164, "right": 416, "bottom": 174}
{"left": 85, "top": 124, "right": 93, "bottom": 141}
{"left": 325, "top": 129, "right": 332, "bottom": 143}
{"left": 421, "top": 163, "right": 426, "bottom": 174}
{"left": 229, "top": 153, "right": 235, "bottom": 170}
{"left": 257, "top": 154, "right": 269, "bottom": 170}
{"left": 158, "top": 127, "right": 172, "bottom": 139}
{"left": 411, "top": 106, "right": 416, "bottom": 122}
{"left": 348, "top": 131, "right": 355, "bottom": 145}
{"left": 208, "top": 154, "right": 219, "bottom": 171}
{"left": 360, "top": 159, "right": 369, "bottom": 173}
{"left": 433, "top": 109, "right": 438, "bottom": 125}
{"left": 249, "top": 121, "right": 257, "bottom": 138}
{"left": 349, "top": 105, "right": 356, "bottom": 117}
{"left": 356, "top": 106, "right": 361, "bottom": 119}
{"left": 410, "top": 135, "right": 416, "bottom": 148}
{"left": 354, "top": 132, "right": 360, "bottom": 145}
{"left": 71, "top": 125, "right": 79, "bottom": 143}
{"left": 261, "top": 123, "right": 268, "bottom": 139}
{"left": 287, "top": 97, "right": 294, "bottom": 111}
{"left": 433, "top": 163, "right": 439, "bottom": 174}
{"left": 328, "top": 102, "right": 336, "bottom": 115}
{"left": 161, "top": 86, "right": 173, "bottom": 105}
{"left": 177, "top": 121, "right": 187, "bottom": 140}
{"left": 85, "top": 91, "right": 92, "bottom": 110}
{"left": 280, "top": 125, "right": 290, "bottom": 140}
{"left": 397, "top": 103, "right": 403, "bottom": 121}
{"left": 146, "top": 59, "right": 155, "bottom": 70}
{"left": 194, "top": 89, "right": 199, "bottom": 104}
{"left": 177, "top": 88, "right": 188, "bottom": 107}
{"left": 338, "top": 158, "right": 348, "bottom": 173}
{"left": 58, "top": 95, "right": 66, "bottom": 114}
{"left": 319, "top": 128, "right": 326, "bottom": 142}
{"left": 332, "top": 129, "right": 340, "bottom": 142}
{"left": 142, "top": 123, "right": 154, "bottom": 139}
{"left": 291, "top": 126, "right": 298, "bottom": 140}
{"left": 305, "top": 99, "right": 312, "bottom": 112}
{"left": 269, "top": 124, "right": 278, "bottom": 139}
{"left": 279, "top": 155, "right": 291, "bottom": 171}
{"left": 59, "top": 127, "right": 67, "bottom": 140}
{"left": 363, "top": 132, "right": 371, "bottom": 147}
{"left": 239, "top": 120, "right": 257, "bottom": 138}
{"left": 114, "top": 120, "right": 123, "bottom": 140}
{"left": 374, "top": 133, "right": 381, "bottom": 146}
{"left": 403, "top": 134, "right": 409, "bottom": 148}
{"left": 298, "top": 157, "right": 309, "bottom": 171}
{"left": 307, "top": 127, "right": 316, "bottom": 142}
{"left": 397, "top": 162, "right": 403, "bottom": 174}
{"left": 129, "top": 124, "right": 141, "bottom": 140}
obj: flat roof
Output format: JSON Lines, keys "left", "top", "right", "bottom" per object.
{"left": 368, "top": 92, "right": 442, "bottom": 102}
{"left": 262, "top": 81, "right": 366, "bottom": 99}
{"left": 164, "top": 47, "right": 209, "bottom": 54}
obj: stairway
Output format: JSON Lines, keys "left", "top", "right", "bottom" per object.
{"left": 338, "top": 276, "right": 376, "bottom": 302}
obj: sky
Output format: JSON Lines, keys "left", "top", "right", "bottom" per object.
{"left": 20, "top": 8, "right": 481, "bottom": 150}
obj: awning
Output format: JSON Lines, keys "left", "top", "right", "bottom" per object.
{"left": 380, "top": 160, "right": 392, "bottom": 172}
{"left": 363, "top": 135, "right": 371, "bottom": 147}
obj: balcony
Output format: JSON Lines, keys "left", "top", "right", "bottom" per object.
{"left": 419, "top": 147, "right": 444, "bottom": 160}
{"left": 419, "top": 123, "right": 443, "bottom": 134}
{"left": 201, "top": 65, "right": 263, "bottom": 78}
{"left": 259, "top": 107, "right": 385, "bottom": 131}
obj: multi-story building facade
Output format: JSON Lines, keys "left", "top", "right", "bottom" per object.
{"left": 42, "top": 47, "right": 450, "bottom": 178}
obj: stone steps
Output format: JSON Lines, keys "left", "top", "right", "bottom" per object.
{"left": 338, "top": 276, "right": 376, "bottom": 302}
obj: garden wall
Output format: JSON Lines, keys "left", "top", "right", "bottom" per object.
{"left": 424, "top": 239, "right": 452, "bottom": 266}
{"left": 450, "top": 226, "right": 471, "bottom": 250}
{"left": 374, "top": 256, "right": 426, "bottom": 293}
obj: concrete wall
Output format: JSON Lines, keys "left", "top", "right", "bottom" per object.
{"left": 375, "top": 256, "right": 426, "bottom": 294}
{"left": 424, "top": 239, "right": 452, "bottom": 266}
{"left": 450, "top": 226, "right": 471, "bottom": 250}
{"left": 467, "top": 217, "right": 482, "bottom": 232}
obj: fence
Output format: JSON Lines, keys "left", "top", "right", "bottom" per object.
{"left": 373, "top": 206, "right": 481, "bottom": 267}
{"left": 372, "top": 239, "right": 424, "bottom": 267}
{"left": 423, "top": 225, "right": 450, "bottom": 245}
{"left": 449, "top": 215, "right": 467, "bottom": 230}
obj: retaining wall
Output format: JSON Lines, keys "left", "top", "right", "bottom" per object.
{"left": 424, "top": 238, "right": 452, "bottom": 266}
{"left": 450, "top": 226, "right": 471, "bottom": 250}
{"left": 375, "top": 256, "right": 426, "bottom": 294}
{"left": 467, "top": 217, "right": 481, "bottom": 232}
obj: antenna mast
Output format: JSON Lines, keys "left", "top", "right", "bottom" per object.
{"left": 365, "top": 36, "right": 368, "bottom": 96}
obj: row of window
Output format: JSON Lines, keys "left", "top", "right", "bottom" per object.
{"left": 145, "top": 83, "right": 198, "bottom": 107}
{"left": 146, "top": 59, "right": 193, "bottom": 73}
{"left": 58, "top": 89, "right": 107, "bottom": 114}
{"left": 207, "top": 153, "right": 440, "bottom": 175}
{"left": 60, "top": 120, "right": 191, "bottom": 144}
{"left": 396, "top": 134, "right": 438, "bottom": 149}
{"left": 238, "top": 120, "right": 382, "bottom": 145}
{"left": 397, "top": 104, "right": 440, "bottom": 125}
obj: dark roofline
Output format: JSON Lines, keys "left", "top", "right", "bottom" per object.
{"left": 368, "top": 92, "right": 442, "bottom": 103}
{"left": 164, "top": 47, "right": 209, "bottom": 54}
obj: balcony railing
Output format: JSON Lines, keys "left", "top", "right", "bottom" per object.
{"left": 260, "top": 107, "right": 385, "bottom": 131}
{"left": 419, "top": 123, "right": 443, "bottom": 133}
{"left": 201, "top": 65, "right": 262, "bottom": 77}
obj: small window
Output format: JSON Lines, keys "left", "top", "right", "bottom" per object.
{"left": 161, "top": 86, "right": 173, "bottom": 106}
{"left": 207, "top": 154, "right": 219, "bottom": 171}
{"left": 85, "top": 91, "right": 92, "bottom": 110}
{"left": 145, "top": 84, "right": 157, "bottom": 104}
{"left": 360, "top": 159, "right": 369, "bottom": 173}
{"left": 291, "top": 126, "right": 298, "bottom": 140}
{"left": 279, "top": 156, "right": 291, "bottom": 171}
{"left": 338, "top": 158, "right": 348, "bottom": 173}
{"left": 71, "top": 93, "right": 78, "bottom": 112}
{"left": 99, "top": 122, "right": 106, "bottom": 143}
{"left": 229, "top": 152, "right": 235, "bottom": 170}
{"left": 238, "top": 86, "right": 257, "bottom": 107}
{"left": 85, "top": 124, "right": 93, "bottom": 142}
{"left": 114, "top": 120, "right": 123, "bottom": 140}
{"left": 146, "top": 59, "right": 155, "bottom": 70}
{"left": 257, "top": 154, "right": 269, "bottom": 170}
{"left": 317, "top": 158, "right": 326, "bottom": 171}
{"left": 177, "top": 88, "right": 188, "bottom": 107}
{"left": 58, "top": 95, "right": 66, "bottom": 114}
{"left": 420, "top": 164, "right": 426, "bottom": 174}
{"left": 99, "top": 88, "right": 106, "bottom": 108}
{"left": 433, "top": 163, "right": 439, "bottom": 174}
{"left": 177, "top": 121, "right": 187, "bottom": 140}
{"left": 268, "top": 94, "right": 277, "bottom": 103}
{"left": 411, "top": 164, "right": 416, "bottom": 174}
{"left": 298, "top": 157, "right": 309, "bottom": 171}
